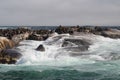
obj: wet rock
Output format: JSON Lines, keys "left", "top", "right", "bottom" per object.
{"left": 101, "top": 29, "right": 120, "bottom": 38}
{"left": 36, "top": 44, "right": 45, "bottom": 51}
{"left": 28, "top": 33, "right": 50, "bottom": 41}
{"left": 0, "top": 49, "right": 22, "bottom": 64}
{"left": 62, "top": 38, "right": 91, "bottom": 47}
{"left": 63, "top": 46, "right": 89, "bottom": 52}
{"left": 62, "top": 41, "right": 76, "bottom": 47}
{"left": 55, "top": 26, "right": 74, "bottom": 34}
{"left": 42, "top": 34, "right": 49, "bottom": 40}
{"left": 28, "top": 33, "right": 43, "bottom": 41}
{"left": 12, "top": 32, "right": 30, "bottom": 45}
{"left": 0, "top": 28, "right": 31, "bottom": 39}
{"left": 0, "top": 37, "right": 15, "bottom": 50}
{"left": 61, "top": 38, "right": 91, "bottom": 57}
{"left": 77, "top": 27, "right": 93, "bottom": 33}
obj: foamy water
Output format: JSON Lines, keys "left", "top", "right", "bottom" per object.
{"left": 14, "top": 33, "right": 120, "bottom": 67}
{"left": 1, "top": 33, "right": 120, "bottom": 80}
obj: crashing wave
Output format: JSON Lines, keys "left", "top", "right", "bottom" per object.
{"left": 15, "top": 33, "right": 120, "bottom": 65}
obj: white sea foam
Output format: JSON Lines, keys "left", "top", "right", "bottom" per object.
{"left": 15, "top": 34, "right": 120, "bottom": 66}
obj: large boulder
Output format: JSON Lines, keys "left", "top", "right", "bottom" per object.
{"left": 0, "top": 49, "right": 22, "bottom": 64}
{"left": 62, "top": 38, "right": 92, "bottom": 56}
{"left": 61, "top": 38, "right": 91, "bottom": 57}
{"left": 0, "top": 37, "right": 15, "bottom": 50}
{"left": 36, "top": 44, "right": 45, "bottom": 51}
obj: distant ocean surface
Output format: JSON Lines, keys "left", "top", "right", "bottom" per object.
{"left": 0, "top": 26, "right": 120, "bottom": 30}
{"left": 0, "top": 26, "right": 120, "bottom": 80}
{"left": 0, "top": 26, "right": 58, "bottom": 30}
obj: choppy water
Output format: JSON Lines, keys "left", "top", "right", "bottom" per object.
{"left": 0, "top": 33, "right": 120, "bottom": 80}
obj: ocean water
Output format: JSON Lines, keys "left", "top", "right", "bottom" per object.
{"left": 0, "top": 26, "right": 120, "bottom": 30}
{"left": 0, "top": 32, "right": 120, "bottom": 80}
{"left": 0, "top": 26, "right": 58, "bottom": 30}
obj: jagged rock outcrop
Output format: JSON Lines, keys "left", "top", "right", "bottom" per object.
{"left": 27, "top": 29, "right": 52, "bottom": 41}
{"left": 55, "top": 26, "right": 74, "bottom": 34}
{"left": 28, "top": 33, "right": 49, "bottom": 41}
{"left": 36, "top": 44, "right": 45, "bottom": 51}
{"left": 0, "top": 28, "right": 31, "bottom": 39}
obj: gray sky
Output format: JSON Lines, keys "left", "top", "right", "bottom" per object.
{"left": 0, "top": 0, "right": 120, "bottom": 26}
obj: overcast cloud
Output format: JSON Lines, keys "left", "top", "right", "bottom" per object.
{"left": 0, "top": 0, "right": 120, "bottom": 26}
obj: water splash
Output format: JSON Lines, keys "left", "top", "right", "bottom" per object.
{"left": 15, "top": 33, "right": 120, "bottom": 66}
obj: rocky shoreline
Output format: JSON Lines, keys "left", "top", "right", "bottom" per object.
{"left": 0, "top": 26, "right": 120, "bottom": 64}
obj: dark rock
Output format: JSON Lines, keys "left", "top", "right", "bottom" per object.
{"left": 1, "top": 49, "right": 22, "bottom": 58}
{"left": 0, "top": 28, "right": 31, "bottom": 39}
{"left": 0, "top": 59, "right": 6, "bottom": 64}
{"left": 61, "top": 38, "right": 91, "bottom": 57}
{"left": 45, "top": 36, "right": 63, "bottom": 45}
{"left": 63, "top": 46, "right": 89, "bottom": 52}
{"left": 36, "top": 44, "right": 45, "bottom": 51}
{"left": 27, "top": 33, "right": 43, "bottom": 41}
{"left": 62, "top": 41, "right": 76, "bottom": 47}
{"left": 100, "top": 29, "right": 120, "bottom": 38}
{"left": 62, "top": 38, "right": 91, "bottom": 47}
{"left": 0, "top": 49, "right": 22, "bottom": 64}
{"left": 42, "top": 34, "right": 49, "bottom": 40}
{"left": 55, "top": 26, "right": 74, "bottom": 34}
{"left": 8, "top": 57, "right": 17, "bottom": 64}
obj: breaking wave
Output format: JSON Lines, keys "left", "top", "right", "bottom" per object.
{"left": 15, "top": 33, "right": 120, "bottom": 66}
{"left": 1, "top": 33, "right": 120, "bottom": 80}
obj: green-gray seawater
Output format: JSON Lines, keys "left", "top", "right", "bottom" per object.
{"left": 1, "top": 33, "right": 120, "bottom": 80}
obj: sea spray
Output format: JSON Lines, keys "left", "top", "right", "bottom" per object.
{"left": 0, "top": 34, "right": 120, "bottom": 80}
{"left": 15, "top": 33, "right": 120, "bottom": 65}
